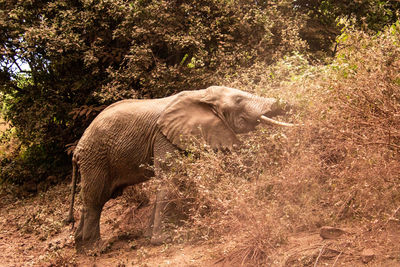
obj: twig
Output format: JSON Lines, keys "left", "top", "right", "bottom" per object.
{"left": 8, "top": 57, "right": 23, "bottom": 73}
{"left": 338, "top": 191, "right": 355, "bottom": 219}
{"left": 314, "top": 244, "right": 327, "bottom": 267}
{"left": 364, "top": 142, "right": 400, "bottom": 150}
{"left": 393, "top": 206, "right": 400, "bottom": 217}
{"left": 152, "top": 196, "right": 197, "bottom": 204}
{"left": 332, "top": 251, "right": 343, "bottom": 267}
{"left": 385, "top": 206, "right": 400, "bottom": 226}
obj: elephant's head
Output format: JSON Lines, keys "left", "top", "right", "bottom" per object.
{"left": 158, "top": 86, "right": 293, "bottom": 149}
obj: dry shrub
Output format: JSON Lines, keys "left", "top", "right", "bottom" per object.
{"left": 122, "top": 183, "right": 151, "bottom": 209}
{"left": 263, "top": 22, "right": 400, "bottom": 233}
{"left": 151, "top": 129, "right": 291, "bottom": 265}
{"left": 307, "top": 22, "right": 400, "bottom": 223}
{"left": 146, "top": 56, "right": 324, "bottom": 265}
{"left": 128, "top": 23, "right": 400, "bottom": 265}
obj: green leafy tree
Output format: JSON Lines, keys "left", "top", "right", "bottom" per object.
{"left": 0, "top": 0, "right": 305, "bottom": 186}
{"left": 294, "top": 0, "right": 400, "bottom": 53}
{"left": 2, "top": 0, "right": 397, "bottom": 187}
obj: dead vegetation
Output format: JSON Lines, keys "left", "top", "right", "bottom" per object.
{"left": 0, "top": 24, "right": 400, "bottom": 266}
{"left": 148, "top": 23, "right": 400, "bottom": 265}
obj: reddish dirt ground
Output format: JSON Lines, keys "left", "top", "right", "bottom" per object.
{"left": 1, "top": 183, "right": 399, "bottom": 266}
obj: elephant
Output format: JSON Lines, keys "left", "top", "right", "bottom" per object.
{"left": 66, "top": 86, "right": 295, "bottom": 251}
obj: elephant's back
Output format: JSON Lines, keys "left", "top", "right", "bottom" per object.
{"left": 102, "top": 96, "right": 174, "bottom": 113}
{"left": 82, "top": 96, "right": 175, "bottom": 135}
{"left": 75, "top": 96, "right": 176, "bottom": 167}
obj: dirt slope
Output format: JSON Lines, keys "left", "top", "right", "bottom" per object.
{"left": 1, "top": 182, "right": 399, "bottom": 266}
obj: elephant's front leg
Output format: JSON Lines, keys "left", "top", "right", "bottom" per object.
{"left": 149, "top": 186, "right": 170, "bottom": 245}
{"left": 148, "top": 134, "right": 178, "bottom": 245}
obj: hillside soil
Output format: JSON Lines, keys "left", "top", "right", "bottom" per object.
{"left": 1, "top": 182, "right": 400, "bottom": 267}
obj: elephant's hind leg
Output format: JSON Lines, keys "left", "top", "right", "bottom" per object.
{"left": 74, "top": 212, "right": 85, "bottom": 250}
{"left": 83, "top": 205, "right": 102, "bottom": 247}
{"left": 75, "top": 205, "right": 103, "bottom": 252}
{"left": 74, "top": 168, "right": 111, "bottom": 252}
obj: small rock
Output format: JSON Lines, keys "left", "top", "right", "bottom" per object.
{"left": 361, "top": 248, "right": 375, "bottom": 264}
{"left": 320, "top": 226, "right": 346, "bottom": 239}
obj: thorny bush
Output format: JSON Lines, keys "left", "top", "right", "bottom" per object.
{"left": 143, "top": 22, "right": 400, "bottom": 265}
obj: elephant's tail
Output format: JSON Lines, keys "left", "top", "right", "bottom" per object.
{"left": 65, "top": 154, "right": 79, "bottom": 227}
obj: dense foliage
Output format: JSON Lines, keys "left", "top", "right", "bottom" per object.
{"left": 295, "top": 0, "right": 400, "bottom": 53}
{"left": 0, "top": 0, "right": 304, "bottom": 184}
{"left": 0, "top": 0, "right": 399, "bottom": 186}
{"left": 0, "top": 1, "right": 399, "bottom": 265}
{"left": 153, "top": 22, "right": 400, "bottom": 265}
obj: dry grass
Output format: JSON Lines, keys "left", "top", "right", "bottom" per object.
{"left": 148, "top": 22, "right": 400, "bottom": 265}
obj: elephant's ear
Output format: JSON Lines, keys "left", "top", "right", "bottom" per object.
{"left": 157, "top": 90, "right": 239, "bottom": 150}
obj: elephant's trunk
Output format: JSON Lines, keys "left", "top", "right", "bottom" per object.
{"left": 259, "top": 115, "right": 296, "bottom": 127}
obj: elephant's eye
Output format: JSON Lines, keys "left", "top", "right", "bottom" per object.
{"left": 234, "top": 96, "right": 243, "bottom": 104}
{"left": 237, "top": 115, "right": 247, "bottom": 127}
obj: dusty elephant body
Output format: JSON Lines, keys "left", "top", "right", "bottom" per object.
{"left": 67, "top": 86, "right": 294, "bottom": 251}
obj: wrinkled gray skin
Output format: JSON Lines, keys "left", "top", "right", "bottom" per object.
{"left": 66, "top": 86, "right": 293, "bottom": 251}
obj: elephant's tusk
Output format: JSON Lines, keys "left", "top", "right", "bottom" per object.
{"left": 259, "top": 115, "right": 296, "bottom": 127}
